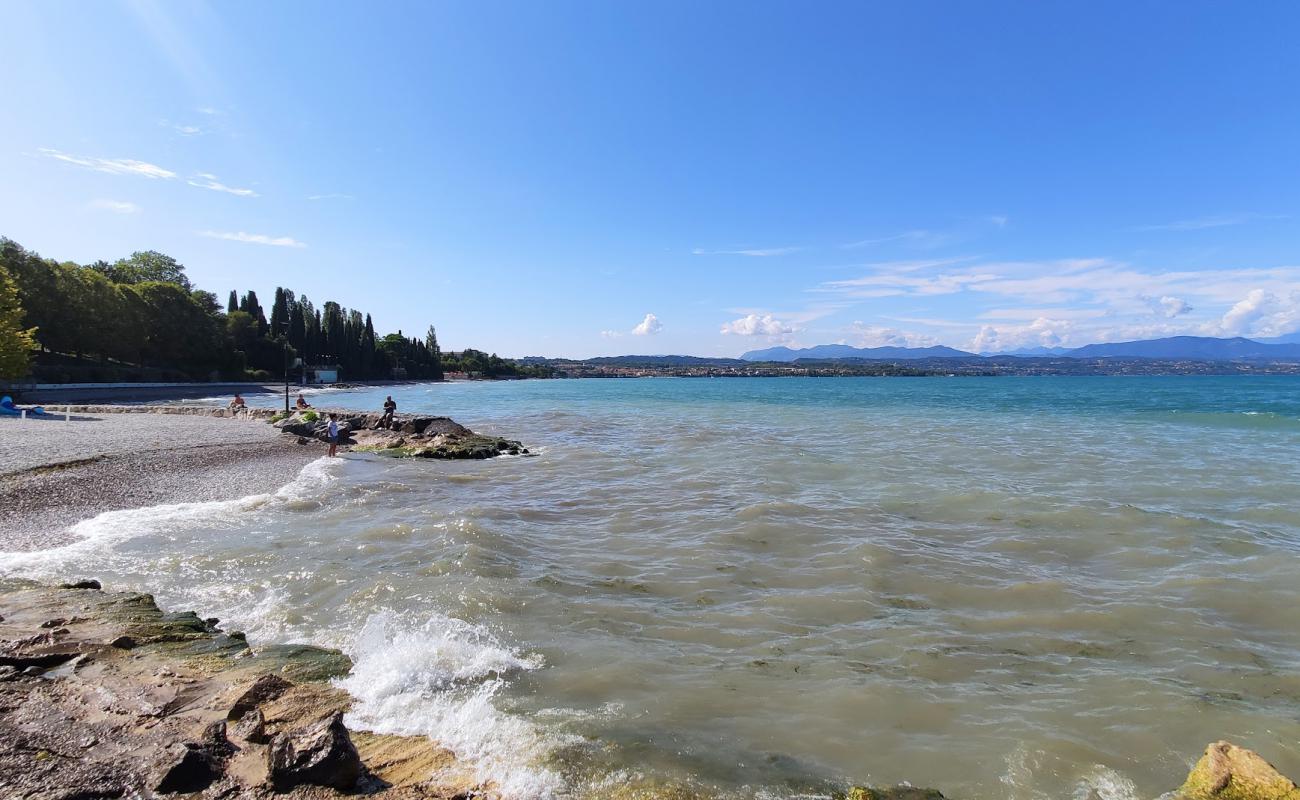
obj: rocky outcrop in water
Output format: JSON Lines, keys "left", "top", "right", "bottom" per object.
{"left": 1175, "top": 741, "right": 1300, "bottom": 800}
{"left": 0, "top": 578, "right": 479, "bottom": 798}
{"left": 274, "top": 410, "right": 528, "bottom": 458}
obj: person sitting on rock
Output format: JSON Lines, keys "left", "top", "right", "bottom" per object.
{"left": 378, "top": 396, "right": 397, "bottom": 429}
{"left": 295, "top": 393, "right": 312, "bottom": 410}
{"left": 229, "top": 394, "right": 247, "bottom": 413}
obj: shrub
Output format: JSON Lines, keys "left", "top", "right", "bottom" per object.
{"left": 302, "top": 410, "right": 319, "bottom": 422}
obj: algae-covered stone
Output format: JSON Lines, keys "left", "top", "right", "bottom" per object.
{"left": 1176, "top": 741, "right": 1300, "bottom": 800}
{"left": 840, "top": 788, "right": 947, "bottom": 800}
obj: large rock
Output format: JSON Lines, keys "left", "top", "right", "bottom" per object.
{"left": 266, "top": 710, "right": 363, "bottom": 791}
{"left": 1176, "top": 741, "right": 1300, "bottom": 800}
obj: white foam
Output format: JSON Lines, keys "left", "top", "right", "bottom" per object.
{"left": 336, "top": 610, "right": 566, "bottom": 798}
{"left": 1073, "top": 765, "right": 1139, "bottom": 800}
{"left": 0, "top": 457, "right": 340, "bottom": 576}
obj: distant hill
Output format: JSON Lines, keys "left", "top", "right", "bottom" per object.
{"left": 740, "top": 344, "right": 976, "bottom": 361}
{"left": 1255, "top": 332, "right": 1300, "bottom": 345}
{"left": 995, "top": 346, "right": 1072, "bottom": 357}
{"left": 1065, "top": 336, "right": 1300, "bottom": 360}
{"left": 585, "top": 355, "right": 745, "bottom": 366}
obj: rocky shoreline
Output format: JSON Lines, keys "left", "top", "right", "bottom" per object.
{"left": 2, "top": 580, "right": 1298, "bottom": 800}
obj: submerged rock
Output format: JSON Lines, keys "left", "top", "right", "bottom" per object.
{"left": 1176, "top": 741, "right": 1300, "bottom": 800}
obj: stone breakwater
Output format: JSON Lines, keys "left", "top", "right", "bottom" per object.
{"left": 2, "top": 579, "right": 1297, "bottom": 800}
{"left": 54, "top": 405, "right": 530, "bottom": 459}
{"left": 272, "top": 410, "right": 529, "bottom": 459}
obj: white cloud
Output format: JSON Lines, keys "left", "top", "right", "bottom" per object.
{"left": 987, "top": 215, "right": 1009, "bottom": 228}
{"left": 600, "top": 330, "right": 623, "bottom": 339}
{"left": 39, "top": 148, "right": 175, "bottom": 179}
{"left": 631, "top": 313, "right": 662, "bottom": 336}
{"left": 847, "top": 322, "right": 939, "bottom": 348}
{"left": 1214, "top": 290, "right": 1300, "bottom": 338}
{"left": 174, "top": 124, "right": 203, "bottom": 136}
{"left": 693, "top": 246, "right": 802, "bottom": 257}
{"left": 91, "top": 199, "right": 140, "bottom": 214}
{"left": 198, "top": 230, "right": 306, "bottom": 248}
{"left": 972, "top": 317, "right": 1075, "bottom": 353}
{"left": 1158, "top": 296, "right": 1193, "bottom": 318}
{"left": 720, "top": 313, "right": 801, "bottom": 339}
{"left": 307, "top": 193, "right": 353, "bottom": 201}
{"left": 188, "top": 173, "right": 257, "bottom": 197}
{"left": 196, "top": 106, "right": 220, "bottom": 115}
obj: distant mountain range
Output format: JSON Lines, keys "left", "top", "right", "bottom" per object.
{"left": 737, "top": 336, "right": 1300, "bottom": 362}
{"left": 740, "top": 344, "right": 976, "bottom": 361}
{"left": 1064, "top": 336, "right": 1300, "bottom": 359}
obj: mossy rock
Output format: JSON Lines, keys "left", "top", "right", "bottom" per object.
{"left": 1176, "top": 742, "right": 1300, "bottom": 800}
{"left": 241, "top": 643, "right": 354, "bottom": 683}
{"left": 839, "top": 788, "right": 947, "bottom": 800}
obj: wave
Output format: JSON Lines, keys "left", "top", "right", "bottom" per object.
{"left": 0, "top": 456, "right": 339, "bottom": 576}
{"left": 336, "top": 610, "right": 565, "bottom": 798}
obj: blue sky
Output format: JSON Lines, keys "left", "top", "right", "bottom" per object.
{"left": 3, "top": 1, "right": 1298, "bottom": 357}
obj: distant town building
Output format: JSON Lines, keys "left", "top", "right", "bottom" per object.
{"left": 307, "top": 365, "right": 340, "bottom": 384}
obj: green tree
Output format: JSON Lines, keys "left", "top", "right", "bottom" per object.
{"left": 270, "top": 287, "right": 289, "bottom": 337}
{"left": 227, "top": 290, "right": 238, "bottom": 314}
{"left": 99, "top": 251, "right": 193, "bottom": 290}
{"left": 0, "top": 264, "right": 36, "bottom": 379}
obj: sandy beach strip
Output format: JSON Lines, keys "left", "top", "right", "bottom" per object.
{"left": 0, "top": 411, "right": 318, "bottom": 552}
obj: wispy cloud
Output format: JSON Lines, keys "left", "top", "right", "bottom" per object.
{"left": 160, "top": 118, "right": 205, "bottom": 136}
{"left": 841, "top": 230, "right": 939, "bottom": 249}
{"left": 1133, "top": 213, "right": 1280, "bottom": 232}
{"left": 977, "top": 307, "right": 1108, "bottom": 321}
{"left": 39, "top": 148, "right": 175, "bottom": 179}
{"left": 188, "top": 173, "right": 257, "bottom": 197}
{"left": 199, "top": 230, "right": 306, "bottom": 248}
{"left": 307, "top": 193, "right": 353, "bottom": 201}
{"left": 196, "top": 106, "right": 221, "bottom": 116}
{"left": 39, "top": 148, "right": 261, "bottom": 201}
{"left": 693, "top": 246, "right": 802, "bottom": 257}
{"left": 90, "top": 199, "right": 141, "bottom": 214}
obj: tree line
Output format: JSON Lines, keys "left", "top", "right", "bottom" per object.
{"left": 0, "top": 236, "right": 549, "bottom": 382}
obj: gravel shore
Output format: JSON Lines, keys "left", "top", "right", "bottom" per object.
{"left": 0, "top": 412, "right": 319, "bottom": 552}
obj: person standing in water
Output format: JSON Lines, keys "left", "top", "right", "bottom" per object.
{"left": 327, "top": 413, "right": 340, "bottom": 457}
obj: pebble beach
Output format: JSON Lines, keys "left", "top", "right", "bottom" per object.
{"left": 0, "top": 411, "right": 317, "bottom": 552}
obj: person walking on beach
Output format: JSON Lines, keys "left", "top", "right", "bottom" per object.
{"left": 327, "top": 413, "right": 340, "bottom": 457}
{"left": 379, "top": 395, "right": 397, "bottom": 429}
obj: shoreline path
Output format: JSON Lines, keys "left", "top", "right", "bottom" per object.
{"left": 0, "top": 413, "right": 317, "bottom": 552}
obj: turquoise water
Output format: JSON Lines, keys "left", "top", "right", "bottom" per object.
{"left": 9, "top": 376, "right": 1300, "bottom": 798}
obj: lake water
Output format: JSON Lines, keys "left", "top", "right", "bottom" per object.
{"left": 6, "top": 376, "right": 1300, "bottom": 799}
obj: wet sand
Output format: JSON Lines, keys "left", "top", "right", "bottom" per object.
{"left": 0, "top": 413, "right": 318, "bottom": 551}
